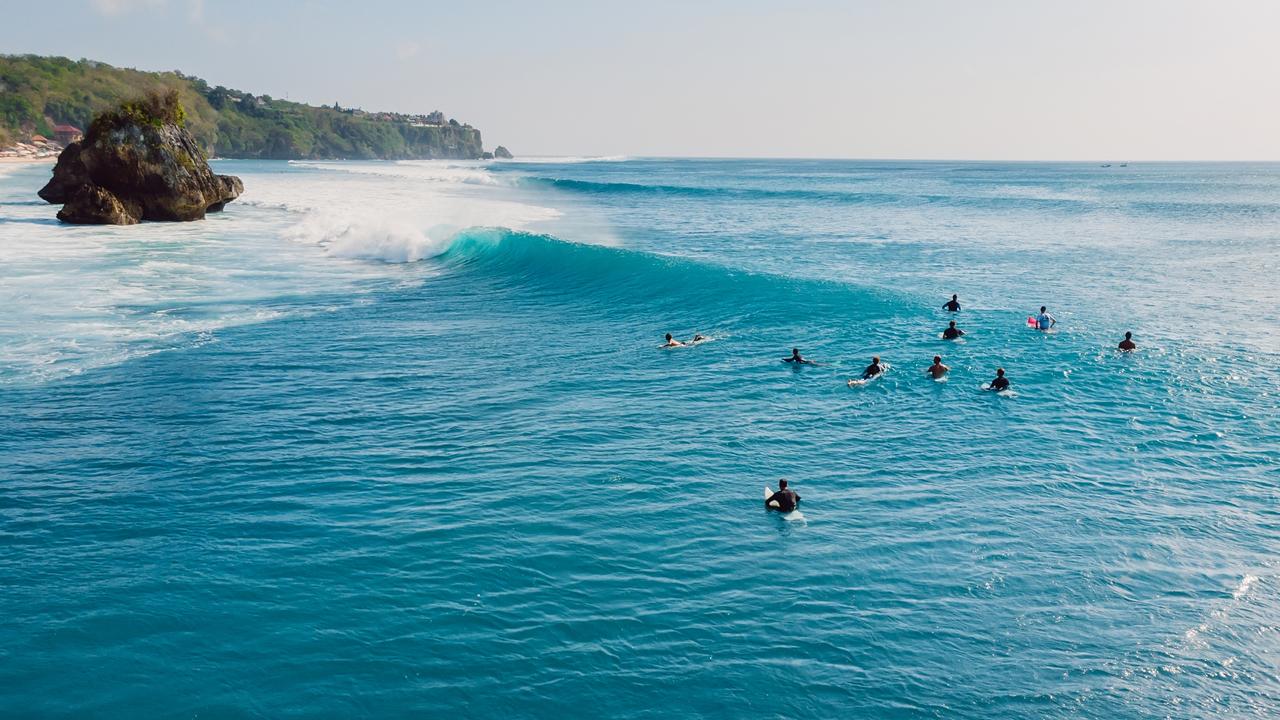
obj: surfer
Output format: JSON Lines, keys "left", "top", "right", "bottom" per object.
{"left": 765, "top": 479, "right": 801, "bottom": 512}
{"left": 926, "top": 356, "right": 949, "bottom": 379}
{"left": 662, "top": 333, "right": 685, "bottom": 348}
{"left": 944, "top": 294, "right": 961, "bottom": 312}
{"left": 942, "top": 321, "right": 965, "bottom": 340}
{"left": 861, "top": 356, "right": 885, "bottom": 379}
{"left": 1118, "top": 331, "right": 1136, "bottom": 351}
{"left": 986, "top": 367, "right": 1010, "bottom": 392}
{"left": 1035, "top": 306, "right": 1056, "bottom": 330}
{"left": 783, "top": 348, "right": 815, "bottom": 365}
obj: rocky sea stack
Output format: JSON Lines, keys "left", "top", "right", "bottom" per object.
{"left": 39, "top": 90, "right": 242, "bottom": 225}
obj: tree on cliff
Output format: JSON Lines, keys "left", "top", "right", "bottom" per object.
{"left": 0, "top": 54, "right": 489, "bottom": 160}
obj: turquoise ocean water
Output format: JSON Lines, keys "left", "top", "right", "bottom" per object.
{"left": 1, "top": 157, "right": 1278, "bottom": 718}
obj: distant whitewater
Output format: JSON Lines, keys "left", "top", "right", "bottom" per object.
{"left": 2, "top": 157, "right": 1278, "bottom": 719}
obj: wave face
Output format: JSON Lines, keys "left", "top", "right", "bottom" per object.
{"left": 437, "top": 227, "right": 907, "bottom": 323}
{"left": 3, "top": 158, "right": 1280, "bottom": 719}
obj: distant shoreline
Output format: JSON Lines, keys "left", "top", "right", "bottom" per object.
{"left": 0, "top": 155, "right": 57, "bottom": 164}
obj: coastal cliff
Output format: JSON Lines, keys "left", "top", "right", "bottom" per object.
{"left": 1, "top": 55, "right": 496, "bottom": 161}
{"left": 39, "top": 91, "right": 242, "bottom": 224}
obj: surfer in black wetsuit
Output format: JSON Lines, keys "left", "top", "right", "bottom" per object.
{"left": 783, "top": 348, "right": 815, "bottom": 364}
{"left": 862, "top": 356, "right": 884, "bottom": 379}
{"left": 765, "top": 479, "right": 801, "bottom": 512}
{"left": 942, "top": 321, "right": 965, "bottom": 340}
{"left": 944, "top": 294, "right": 961, "bottom": 312}
{"left": 1118, "top": 331, "right": 1136, "bottom": 351}
{"left": 987, "top": 367, "right": 1010, "bottom": 392}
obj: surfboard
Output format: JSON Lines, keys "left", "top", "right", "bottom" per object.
{"left": 765, "top": 486, "right": 780, "bottom": 508}
{"left": 981, "top": 383, "right": 1017, "bottom": 397}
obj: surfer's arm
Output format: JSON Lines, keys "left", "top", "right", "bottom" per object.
{"left": 765, "top": 492, "right": 781, "bottom": 507}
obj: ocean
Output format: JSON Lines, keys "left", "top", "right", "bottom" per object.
{"left": 1, "top": 157, "right": 1278, "bottom": 718}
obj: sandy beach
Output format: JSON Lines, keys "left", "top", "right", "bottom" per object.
{"left": 0, "top": 156, "right": 56, "bottom": 164}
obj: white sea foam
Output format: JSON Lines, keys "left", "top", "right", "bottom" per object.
{"left": 283, "top": 214, "right": 447, "bottom": 263}
{"left": 0, "top": 158, "right": 566, "bottom": 382}
{"left": 261, "top": 164, "right": 562, "bottom": 263}
{"left": 288, "top": 159, "right": 502, "bottom": 185}
{"left": 494, "top": 155, "right": 629, "bottom": 164}
{"left": 1232, "top": 573, "right": 1258, "bottom": 600}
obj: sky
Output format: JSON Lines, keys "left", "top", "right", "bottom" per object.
{"left": 4, "top": 0, "right": 1280, "bottom": 159}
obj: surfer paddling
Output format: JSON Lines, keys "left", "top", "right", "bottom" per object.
{"left": 661, "top": 333, "right": 685, "bottom": 348}
{"left": 765, "top": 479, "right": 801, "bottom": 512}
{"left": 861, "top": 356, "right": 885, "bottom": 379}
{"left": 783, "top": 348, "right": 816, "bottom": 365}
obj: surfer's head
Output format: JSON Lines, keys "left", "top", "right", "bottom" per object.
{"left": 665, "top": 333, "right": 672, "bottom": 341}
{"left": 791, "top": 348, "right": 800, "bottom": 357}
{"left": 952, "top": 294, "right": 957, "bottom": 300}
{"left": 1040, "top": 306, "right": 1047, "bottom": 313}
{"left": 996, "top": 367, "right": 1005, "bottom": 377}
{"left": 949, "top": 321, "right": 956, "bottom": 328}
{"left": 1125, "top": 331, "right": 1132, "bottom": 339}
{"left": 778, "top": 479, "right": 788, "bottom": 489}
{"left": 934, "top": 356, "right": 942, "bottom": 363}
{"left": 872, "top": 356, "right": 880, "bottom": 363}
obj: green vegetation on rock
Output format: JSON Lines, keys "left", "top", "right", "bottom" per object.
{"left": 1, "top": 55, "right": 487, "bottom": 160}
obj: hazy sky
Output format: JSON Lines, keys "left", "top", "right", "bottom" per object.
{"left": 4, "top": 0, "right": 1280, "bottom": 159}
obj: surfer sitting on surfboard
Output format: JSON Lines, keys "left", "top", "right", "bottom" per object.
{"left": 1034, "top": 306, "right": 1056, "bottom": 330}
{"left": 942, "top": 321, "right": 965, "bottom": 340}
{"left": 783, "top": 348, "right": 815, "bottom": 364}
{"left": 861, "top": 356, "right": 885, "bottom": 379}
{"left": 986, "top": 367, "right": 1010, "bottom": 392}
{"left": 926, "top": 356, "right": 949, "bottom": 379}
{"left": 765, "top": 479, "right": 801, "bottom": 512}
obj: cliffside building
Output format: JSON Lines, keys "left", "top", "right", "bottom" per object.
{"left": 53, "top": 124, "right": 84, "bottom": 146}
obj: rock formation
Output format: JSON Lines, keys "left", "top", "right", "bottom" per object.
{"left": 493, "top": 145, "right": 513, "bottom": 159}
{"left": 39, "top": 91, "right": 243, "bottom": 225}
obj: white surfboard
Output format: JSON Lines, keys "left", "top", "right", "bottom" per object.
{"left": 765, "top": 486, "right": 780, "bottom": 508}
{"left": 981, "top": 383, "right": 1018, "bottom": 397}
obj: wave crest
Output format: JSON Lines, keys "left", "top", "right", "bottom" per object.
{"left": 284, "top": 214, "right": 449, "bottom": 263}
